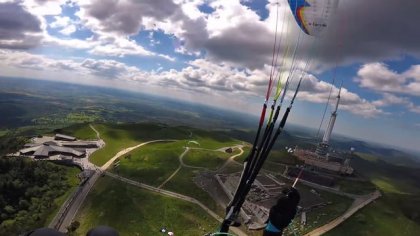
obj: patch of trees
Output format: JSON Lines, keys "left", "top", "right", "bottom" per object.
{"left": 0, "top": 157, "right": 77, "bottom": 235}
{"left": 0, "top": 132, "right": 27, "bottom": 157}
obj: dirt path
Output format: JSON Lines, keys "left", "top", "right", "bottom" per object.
{"left": 217, "top": 145, "right": 244, "bottom": 172}
{"left": 89, "top": 124, "right": 100, "bottom": 139}
{"left": 159, "top": 145, "right": 243, "bottom": 188}
{"left": 157, "top": 148, "right": 190, "bottom": 189}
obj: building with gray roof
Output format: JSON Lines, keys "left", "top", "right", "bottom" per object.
{"left": 20, "top": 143, "right": 84, "bottom": 158}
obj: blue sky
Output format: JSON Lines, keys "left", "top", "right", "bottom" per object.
{"left": 0, "top": 0, "right": 419, "bottom": 152}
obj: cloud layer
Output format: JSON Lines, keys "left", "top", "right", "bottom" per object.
{"left": 356, "top": 63, "right": 420, "bottom": 97}
{"left": 0, "top": 0, "right": 419, "bottom": 121}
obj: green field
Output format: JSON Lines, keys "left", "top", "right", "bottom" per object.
{"left": 300, "top": 190, "right": 353, "bottom": 234}
{"left": 183, "top": 149, "right": 231, "bottom": 170}
{"left": 234, "top": 145, "right": 250, "bottom": 163}
{"left": 163, "top": 167, "right": 222, "bottom": 214}
{"left": 268, "top": 150, "right": 299, "bottom": 164}
{"left": 325, "top": 194, "right": 420, "bottom": 236}
{"left": 325, "top": 153, "right": 420, "bottom": 235}
{"left": 83, "top": 123, "right": 242, "bottom": 166}
{"left": 337, "top": 178, "right": 377, "bottom": 195}
{"left": 60, "top": 123, "right": 98, "bottom": 140}
{"left": 356, "top": 152, "right": 380, "bottom": 162}
{"left": 110, "top": 141, "right": 184, "bottom": 186}
{"left": 188, "top": 129, "right": 240, "bottom": 149}
{"left": 74, "top": 176, "right": 219, "bottom": 236}
{"left": 87, "top": 123, "right": 189, "bottom": 166}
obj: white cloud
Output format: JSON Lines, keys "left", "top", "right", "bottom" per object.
{"left": 356, "top": 62, "right": 420, "bottom": 97}
{"left": 80, "top": 58, "right": 143, "bottom": 79}
{"left": 148, "top": 59, "right": 260, "bottom": 94}
{"left": 0, "top": 0, "right": 176, "bottom": 60}
{"left": 21, "top": 0, "right": 66, "bottom": 16}
{"left": 50, "top": 16, "right": 77, "bottom": 35}
{"left": 88, "top": 37, "right": 175, "bottom": 61}
{"left": 1, "top": 0, "right": 418, "bottom": 121}
{"left": 43, "top": 34, "right": 94, "bottom": 49}
{"left": 0, "top": 49, "right": 82, "bottom": 75}
{"left": 0, "top": 49, "right": 386, "bottom": 118}
{"left": 297, "top": 74, "right": 383, "bottom": 118}
{"left": 0, "top": 49, "right": 146, "bottom": 81}
{"left": 375, "top": 93, "right": 420, "bottom": 114}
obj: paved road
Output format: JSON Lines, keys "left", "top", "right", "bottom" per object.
{"left": 106, "top": 172, "right": 247, "bottom": 236}
{"left": 50, "top": 124, "right": 103, "bottom": 230}
{"left": 57, "top": 171, "right": 101, "bottom": 232}
{"left": 304, "top": 190, "right": 382, "bottom": 236}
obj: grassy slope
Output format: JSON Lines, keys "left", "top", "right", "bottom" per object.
{"left": 189, "top": 129, "right": 239, "bottom": 149}
{"left": 234, "top": 145, "right": 250, "bottom": 163}
{"left": 74, "top": 176, "right": 219, "bottom": 236}
{"left": 325, "top": 194, "right": 420, "bottom": 236}
{"left": 300, "top": 190, "right": 353, "bottom": 234}
{"left": 163, "top": 167, "right": 222, "bottom": 214}
{"left": 74, "top": 123, "right": 241, "bottom": 221}
{"left": 268, "top": 150, "right": 302, "bottom": 165}
{"left": 61, "top": 124, "right": 97, "bottom": 140}
{"left": 183, "top": 149, "right": 231, "bottom": 170}
{"left": 337, "top": 179, "right": 377, "bottom": 195}
{"left": 110, "top": 141, "right": 184, "bottom": 186}
{"left": 86, "top": 124, "right": 241, "bottom": 166}
{"left": 88, "top": 123, "right": 189, "bottom": 166}
{"left": 326, "top": 153, "right": 420, "bottom": 236}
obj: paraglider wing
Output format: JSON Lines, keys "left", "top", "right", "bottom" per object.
{"left": 288, "top": 0, "right": 339, "bottom": 36}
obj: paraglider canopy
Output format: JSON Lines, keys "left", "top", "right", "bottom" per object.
{"left": 288, "top": 0, "right": 339, "bottom": 36}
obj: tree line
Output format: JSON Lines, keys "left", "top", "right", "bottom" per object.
{"left": 0, "top": 157, "right": 78, "bottom": 235}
